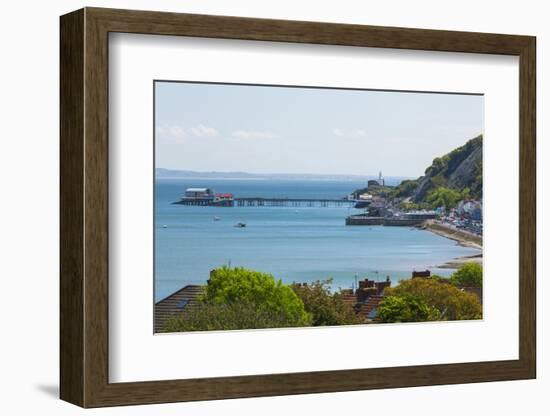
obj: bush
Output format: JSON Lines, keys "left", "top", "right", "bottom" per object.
{"left": 450, "top": 263, "right": 483, "bottom": 288}
{"left": 291, "top": 280, "right": 361, "bottom": 326}
{"left": 203, "top": 267, "right": 312, "bottom": 326}
{"left": 384, "top": 278, "right": 481, "bottom": 321}
{"left": 378, "top": 295, "right": 440, "bottom": 323}
{"left": 163, "top": 300, "right": 308, "bottom": 332}
{"left": 392, "top": 179, "right": 420, "bottom": 198}
{"left": 426, "top": 187, "right": 462, "bottom": 209}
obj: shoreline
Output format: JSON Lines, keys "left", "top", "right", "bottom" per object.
{"left": 437, "top": 253, "right": 482, "bottom": 269}
{"left": 419, "top": 220, "right": 483, "bottom": 269}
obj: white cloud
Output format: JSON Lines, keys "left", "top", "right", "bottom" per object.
{"left": 351, "top": 129, "right": 367, "bottom": 137}
{"left": 190, "top": 124, "right": 219, "bottom": 137}
{"left": 231, "top": 130, "right": 278, "bottom": 139}
{"left": 333, "top": 128, "right": 367, "bottom": 138}
{"left": 156, "top": 125, "right": 186, "bottom": 143}
{"left": 158, "top": 124, "right": 219, "bottom": 141}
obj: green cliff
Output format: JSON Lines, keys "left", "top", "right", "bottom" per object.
{"left": 392, "top": 135, "right": 482, "bottom": 203}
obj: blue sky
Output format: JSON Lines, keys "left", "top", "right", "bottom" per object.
{"left": 155, "top": 81, "right": 483, "bottom": 177}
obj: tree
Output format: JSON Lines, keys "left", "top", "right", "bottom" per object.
{"left": 203, "top": 267, "right": 312, "bottom": 327}
{"left": 391, "top": 178, "right": 420, "bottom": 198}
{"left": 378, "top": 295, "right": 440, "bottom": 323}
{"left": 384, "top": 278, "right": 482, "bottom": 321}
{"left": 291, "top": 280, "right": 361, "bottom": 326}
{"left": 163, "top": 300, "right": 307, "bottom": 332}
{"left": 426, "top": 187, "right": 462, "bottom": 209}
{"left": 450, "top": 262, "right": 483, "bottom": 288}
{"left": 425, "top": 155, "right": 450, "bottom": 176}
{"left": 400, "top": 201, "right": 431, "bottom": 211}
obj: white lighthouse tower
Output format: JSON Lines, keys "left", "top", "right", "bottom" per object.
{"left": 378, "top": 171, "right": 385, "bottom": 186}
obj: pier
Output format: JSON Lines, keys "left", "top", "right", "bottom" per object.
{"left": 173, "top": 187, "right": 358, "bottom": 207}
{"left": 233, "top": 197, "right": 356, "bottom": 207}
{"left": 174, "top": 197, "right": 356, "bottom": 208}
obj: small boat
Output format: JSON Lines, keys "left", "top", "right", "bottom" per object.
{"left": 162, "top": 224, "right": 168, "bottom": 228}
{"left": 213, "top": 216, "right": 221, "bottom": 221}
{"left": 234, "top": 222, "right": 247, "bottom": 228}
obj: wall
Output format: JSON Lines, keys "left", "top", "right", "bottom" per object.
{"left": 0, "top": 0, "right": 546, "bottom": 414}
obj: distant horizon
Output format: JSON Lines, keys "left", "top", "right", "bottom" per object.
{"left": 155, "top": 168, "right": 413, "bottom": 181}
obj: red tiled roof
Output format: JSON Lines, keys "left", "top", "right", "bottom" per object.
{"left": 356, "top": 295, "right": 384, "bottom": 321}
{"left": 340, "top": 293, "right": 358, "bottom": 307}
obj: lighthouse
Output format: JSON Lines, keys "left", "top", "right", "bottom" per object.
{"left": 378, "top": 171, "right": 385, "bottom": 187}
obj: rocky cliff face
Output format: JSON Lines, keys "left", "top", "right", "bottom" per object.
{"left": 399, "top": 135, "right": 482, "bottom": 202}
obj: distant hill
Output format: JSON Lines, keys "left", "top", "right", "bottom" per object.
{"left": 392, "top": 135, "right": 483, "bottom": 202}
{"left": 155, "top": 168, "right": 408, "bottom": 185}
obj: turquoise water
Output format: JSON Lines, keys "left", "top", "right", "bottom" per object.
{"left": 154, "top": 178, "right": 481, "bottom": 301}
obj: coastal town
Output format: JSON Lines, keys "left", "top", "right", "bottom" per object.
{"left": 172, "top": 170, "right": 482, "bottom": 239}
{"left": 345, "top": 171, "right": 482, "bottom": 236}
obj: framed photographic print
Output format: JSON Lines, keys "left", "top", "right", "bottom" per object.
{"left": 60, "top": 7, "right": 536, "bottom": 408}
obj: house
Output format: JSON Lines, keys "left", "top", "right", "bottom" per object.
{"left": 154, "top": 285, "right": 205, "bottom": 332}
{"left": 352, "top": 277, "right": 392, "bottom": 321}
{"left": 457, "top": 199, "right": 483, "bottom": 221}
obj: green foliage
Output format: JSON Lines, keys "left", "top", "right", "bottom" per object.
{"left": 383, "top": 135, "right": 483, "bottom": 203}
{"left": 203, "top": 267, "right": 312, "bottom": 326}
{"left": 450, "top": 262, "right": 483, "bottom": 288}
{"left": 425, "top": 155, "right": 451, "bottom": 176}
{"left": 434, "top": 134, "right": 481, "bottom": 176}
{"left": 390, "top": 179, "right": 421, "bottom": 199}
{"left": 378, "top": 295, "right": 440, "bottom": 323}
{"left": 354, "top": 185, "right": 395, "bottom": 199}
{"left": 400, "top": 201, "right": 431, "bottom": 211}
{"left": 384, "top": 278, "right": 482, "bottom": 321}
{"left": 163, "top": 300, "right": 309, "bottom": 332}
{"left": 426, "top": 187, "right": 462, "bottom": 209}
{"left": 164, "top": 267, "right": 313, "bottom": 332}
{"left": 291, "top": 280, "right": 361, "bottom": 326}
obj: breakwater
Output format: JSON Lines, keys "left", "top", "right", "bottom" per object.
{"left": 345, "top": 215, "right": 429, "bottom": 226}
{"left": 345, "top": 216, "right": 385, "bottom": 225}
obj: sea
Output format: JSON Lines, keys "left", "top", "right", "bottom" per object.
{"left": 154, "top": 178, "right": 481, "bottom": 301}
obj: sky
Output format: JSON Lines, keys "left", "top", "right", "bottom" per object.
{"left": 155, "top": 81, "right": 483, "bottom": 178}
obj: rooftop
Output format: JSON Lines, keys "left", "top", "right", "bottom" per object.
{"left": 154, "top": 285, "right": 205, "bottom": 332}
{"left": 186, "top": 187, "right": 211, "bottom": 193}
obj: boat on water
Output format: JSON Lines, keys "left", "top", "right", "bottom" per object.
{"left": 213, "top": 216, "right": 221, "bottom": 221}
{"left": 234, "top": 222, "right": 247, "bottom": 228}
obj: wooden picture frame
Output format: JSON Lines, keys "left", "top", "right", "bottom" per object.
{"left": 60, "top": 7, "right": 536, "bottom": 408}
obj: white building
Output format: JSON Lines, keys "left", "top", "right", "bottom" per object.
{"left": 185, "top": 188, "right": 214, "bottom": 199}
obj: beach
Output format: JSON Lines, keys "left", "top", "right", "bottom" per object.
{"left": 420, "top": 220, "right": 483, "bottom": 268}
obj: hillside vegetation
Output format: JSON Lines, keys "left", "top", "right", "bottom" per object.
{"left": 392, "top": 135, "right": 482, "bottom": 203}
